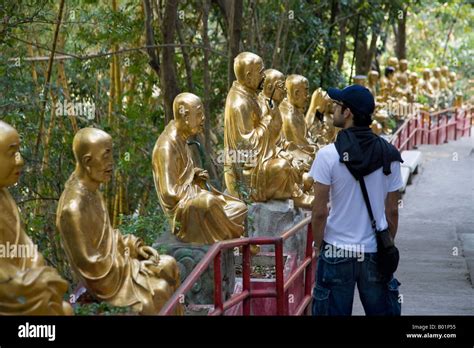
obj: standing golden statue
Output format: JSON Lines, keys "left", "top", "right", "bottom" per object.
{"left": 152, "top": 92, "right": 247, "bottom": 244}
{"left": 0, "top": 121, "right": 72, "bottom": 315}
{"left": 419, "top": 68, "right": 435, "bottom": 98}
{"left": 56, "top": 128, "right": 182, "bottom": 315}
{"left": 224, "top": 52, "right": 313, "bottom": 208}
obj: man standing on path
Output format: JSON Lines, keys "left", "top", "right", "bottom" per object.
{"left": 309, "top": 85, "right": 403, "bottom": 316}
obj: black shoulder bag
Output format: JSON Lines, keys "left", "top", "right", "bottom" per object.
{"left": 359, "top": 177, "right": 400, "bottom": 276}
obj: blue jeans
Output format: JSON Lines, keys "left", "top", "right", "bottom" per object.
{"left": 312, "top": 242, "right": 401, "bottom": 316}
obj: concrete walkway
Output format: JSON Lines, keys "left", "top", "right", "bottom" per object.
{"left": 353, "top": 131, "right": 474, "bottom": 315}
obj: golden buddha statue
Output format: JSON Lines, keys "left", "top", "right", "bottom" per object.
{"left": 448, "top": 71, "right": 456, "bottom": 90}
{"left": 152, "top": 93, "right": 247, "bottom": 244}
{"left": 0, "top": 121, "right": 73, "bottom": 315}
{"left": 419, "top": 68, "right": 435, "bottom": 99}
{"left": 258, "top": 69, "right": 314, "bottom": 191}
{"left": 394, "top": 74, "right": 413, "bottom": 102}
{"left": 224, "top": 52, "right": 313, "bottom": 209}
{"left": 431, "top": 68, "right": 442, "bottom": 94}
{"left": 387, "top": 56, "right": 399, "bottom": 73}
{"left": 279, "top": 74, "right": 318, "bottom": 157}
{"left": 409, "top": 72, "right": 419, "bottom": 98}
{"left": 367, "top": 70, "right": 379, "bottom": 97}
{"left": 380, "top": 66, "right": 396, "bottom": 101}
{"left": 56, "top": 128, "right": 182, "bottom": 315}
{"left": 397, "top": 59, "right": 410, "bottom": 84}
{"left": 440, "top": 66, "right": 450, "bottom": 90}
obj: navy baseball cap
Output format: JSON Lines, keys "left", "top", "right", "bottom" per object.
{"left": 327, "top": 84, "right": 375, "bottom": 118}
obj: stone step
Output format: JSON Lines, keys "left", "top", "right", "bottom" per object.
{"left": 401, "top": 150, "right": 422, "bottom": 174}
{"left": 399, "top": 166, "right": 411, "bottom": 193}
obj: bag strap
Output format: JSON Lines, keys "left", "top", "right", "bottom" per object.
{"left": 359, "top": 177, "right": 377, "bottom": 233}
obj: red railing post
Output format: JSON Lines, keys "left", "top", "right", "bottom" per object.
{"left": 444, "top": 113, "right": 449, "bottom": 143}
{"left": 242, "top": 244, "right": 251, "bottom": 315}
{"left": 304, "top": 224, "right": 314, "bottom": 314}
{"left": 428, "top": 112, "right": 432, "bottom": 145}
{"left": 436, "top": 114, "right": 440, "bottom": 145}
{"left": 414, "top": 115, "right": 418, "bottom": 147}
{"left": 453, "top": 108, "right": 458, "bottom": 141}
{"left": 407, "top": 117, "right": 411, "bottom": 150}
{"left": 420, "top": 111, "right": 425, "bottom": 145}
{"left": 214, "top": 250, "right": 223, "bottom": 314}
{"left": 275, "top": 239, "right": 286, "bottom": 315}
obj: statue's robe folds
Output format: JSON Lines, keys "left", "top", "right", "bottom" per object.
{"left": 56, "top": 176, "right": 182, "bottom": 315}
{"left": 152, "top": 120, "right": 247, "bottom": 244}
{"left": 279, "top": 99, "right": 317, "bottom": 161}
{"left": 224, "top": 81, "right": 302, "bottom": 202}
{"left": 0, "top": 188, "right": 72, "bottom": 315}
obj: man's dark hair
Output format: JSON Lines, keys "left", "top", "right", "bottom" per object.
{"left": 385, "top": 66, "right": 395, "bottom": 78}
{"left": 352, "top": 112, "right": 372, "bottom": 127}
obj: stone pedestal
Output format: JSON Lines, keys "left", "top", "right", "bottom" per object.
{"left": 247, "top": 199, "right": 310, "bottom": 262}
{"left": 154, "top": 233, "right": 235, "bottom": 305}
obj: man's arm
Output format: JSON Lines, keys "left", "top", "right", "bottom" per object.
{"left": 385, "top": 190, "right": 400, "bottom": 239}
{"left": 311, "top": 181, "right": 330, "bottom": 256}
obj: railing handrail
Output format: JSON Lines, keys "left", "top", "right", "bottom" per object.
{"left": 159, "top": 215, "right": 313, "bottom": 316}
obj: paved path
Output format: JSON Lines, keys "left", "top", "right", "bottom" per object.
{"left": 353, "top": 131, "right": 474, "bottom": 315}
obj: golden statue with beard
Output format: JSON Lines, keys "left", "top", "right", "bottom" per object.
{"left": 152, "top": 93, "right": 247, "bottom": 244}
{"left": 224, "top": 52, "right": 313, "bottom": 208}
{"left": 56, "top": 128, "right": 182, "bottom": 315}
{"left": 0, "top": 121, "right": 72, "bottom": 315}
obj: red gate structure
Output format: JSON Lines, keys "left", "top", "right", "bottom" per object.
{"left": 160, "top": 106, "right": 472, "bottom": 316}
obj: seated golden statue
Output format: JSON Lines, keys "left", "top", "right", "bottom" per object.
{"left": 224, "top": 52, "right": 313, "bottom": 208}
{"left": 430, "top": 68, "right": 442, "bottom": 95}
{"left": 440, "top": 66, "right": 450, "bottom": 90}
{"left": 0, "top": 121, "right": 72, "bottom": 315}
{"left": 394, "top": 74, "right": 413, "bottom": 102}
{"left": 279, "top": 74, "right": 318, "bottom": 157}
{"left": 419, "top": 68, "right": 435, "bottom": 99}
{"left": 409, "top": 72, "right": 419, "bottom": 98}
{"left": 397, "top": 59, "right": 410, "bottom": 84}
{"left": 305, "top": 87, "right": 337, "bottom": 146}
{"left": 380, "top": 66, "right": 396, "bottom": 101}
{"left": 152, "top": 92, "right": 247, "bottom": 244}
{"left": 367, "top": 70, "right": 379, "bottom": 97}
{"left": 448, "top": 71, "right": 456, "bottom": 90}
{"left": 56, "top": 128, "right": 182, "bottom": 315}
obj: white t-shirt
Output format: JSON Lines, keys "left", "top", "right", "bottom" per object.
{"left": 309, "top": 143, "right": 403, "bottom": 252}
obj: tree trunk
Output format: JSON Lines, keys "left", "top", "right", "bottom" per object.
{"left": 394, "top": 7, "right": 407, "bottom": 60}
{"left": 176, "top": 17, "right": 194, "bottom": 92}
{"left": 160, "top": 0, "right": 180, "bottom": 124}
{"left": 142, "top": 0, "right": 160, "bottom": 76}
{"left": 336, "top": 15, "right": 348, "bottom": 72}
{"left": 226, "top": 0, "right": 243, "bottom": 89}
{"left": 321, "top": 0, "right": 339, "bottom": 88}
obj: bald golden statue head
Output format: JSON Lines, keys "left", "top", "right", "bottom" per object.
{"left": 173, "top": 92, "right": 205, "bottom": 138}
{"left": 423, "top": 68, "right": 431, "bottom": 80}
{"left": 387, "top": 56, "right": 399, "bottom": 70}
{"left": 234, "top": 52, "right": 265, "bottom": 91}
{"left": 409, "top": 72, "right": 418, "bottom": 85}
{"left": 449, "top": 71, "right": 456, "bottom": 82}
{"left": 399, "top": 59, "right": 408, "bottom": 72}
{"left": 262, "top": 69, "right": 286, "bottom": 103}
{"left": 72, "top": 127, "right": 113, "bottom": 186}
{"left": 441, "top": 66, "right": 449, "bottom": 77}
{"left": 368, "top": 70, "right": 379, "bottom": 84}
{"left": 0, "top": 121, "right": 24, "bottom": 188}
{"left": 286, "top": 74, "right": 309, "bottom": 109}
{"left": 433, "top": 67, "right": 441, "bottom": 78}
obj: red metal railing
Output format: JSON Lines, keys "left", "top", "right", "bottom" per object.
{"left": 390, "top": 106, "right": 472, "bottom": 151}
{"left": 159, "top": 216, "right": 314, "bottom": 316}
